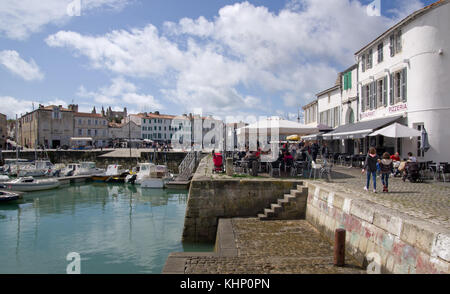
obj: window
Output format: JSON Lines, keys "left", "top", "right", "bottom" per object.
{"left": 88, "top": 129, "right": 91, "bottom": 136}
{"left": 95, "top": 120, "right": 98, "bottom": 125}
{"left": 377, "top": 43, "right": 383, "bottom": 63}
{"left": 88, "top": 120, "right": 91, "bottom": 125}
{"left": 390, "top": 35, "right": 395, "bottom": 57}
{"left": 78, "top": 119, "right": 82, "bottom": 125}
{"left": 367, "top": 49, "right": 373, "bottom": 69}
{"left": 94, "top": 129, "right": 98, "bottom": 136}
{"left": 78, "top": 129, "right": 82, "bottom": 136}
{"left": 390, "top": 69, "right": 408, "bottom": 104}
{"left": 328, "top": 93, "right": 331, "bottom": 104}
{"left": 377, "top": 79, "right": 383, "bottom": 107}
{"left": 390, "top": 31, "right": 402, "bottom": 57}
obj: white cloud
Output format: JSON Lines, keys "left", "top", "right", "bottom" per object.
{"left": 0, "top": 50, "right": 44, "bottom": 81}
{"left": 46, "top": 0, "right": 423, "bottom": 116}
{"left": 78, "top": 77, "right": 163, "bottom": 111}
{"left": 0, "top": 0, "right": 131, "bottom": 40}
{"left": 0, "top": 96, "right": 36, "bottom": 118}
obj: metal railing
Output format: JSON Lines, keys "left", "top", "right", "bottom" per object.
{"left": 176, "top": 151, "right": 200, "bottom": 181}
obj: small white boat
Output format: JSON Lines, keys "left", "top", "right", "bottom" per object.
{"left": 61, "top": 163, "right": 81, "bottom": 176}
{"left": 77, "top": 162, "right": 105, "bottom": 176}
{"left": 0, "top": 190, "right": 22, "bottom": 202}
{"left": 3, "top": 177, "right": 60, "bottom": 192}
{"left": 131, "top": 163, "right": 173, "bottom": 188}
{"left": 18, "top": 160, "right": 54, "bottom": 177}
{"left": 92, "top": 165, "right": 129, "bottom": 183}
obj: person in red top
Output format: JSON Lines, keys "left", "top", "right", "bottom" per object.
{"left": 390, "top": 152, "right": 401, "bottom": 162}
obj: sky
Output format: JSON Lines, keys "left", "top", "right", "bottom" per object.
{"left": 0, "top": 0, "right": 437, "bottom": 122}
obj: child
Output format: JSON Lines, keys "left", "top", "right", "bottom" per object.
{"left": 379, "top": 152, "right": 394, "bottom": 192}
{"left": 362, "top": 147, "right": 379, "bottom": 193}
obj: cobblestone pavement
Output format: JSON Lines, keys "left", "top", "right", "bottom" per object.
{"left": 327, "top": 166, "right": 450, "bottom": 229}
{"left": 184, "top": 219, "right": 364, "bottom": 274}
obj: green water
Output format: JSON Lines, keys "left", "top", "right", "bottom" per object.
{"left": 0, "top": 183, "right": 213, "bottom": 274}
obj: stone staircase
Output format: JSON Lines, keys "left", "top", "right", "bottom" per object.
{"left": 258, "top": 184, "right": 308, "bottom": 221}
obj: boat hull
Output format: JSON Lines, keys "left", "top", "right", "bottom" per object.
{"left": 4, "top": 182, "right": 60, "bottom": 192}
{"left": 0, "top": 191, "right": 22, "bottom": 202}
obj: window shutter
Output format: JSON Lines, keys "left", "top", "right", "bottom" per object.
{"left": 389, "top": 73, "right": 394, "bottom": 105}
{"left": 372, "top": 82, "right": 378, "bottom": 109}
{"left": 361, "top": 86, "right": 365, "bottom": 112}
{"left": 402, "top": 68, "right": 407, "bottom": 102}
{"left": 348, "top": 72, "right": 352, "bottom": 89}
{"left": 369, "top": 83, "right": 373, "bottom": 110}
{"left": 383, "top": 76, "right": 388, "bottom": 107}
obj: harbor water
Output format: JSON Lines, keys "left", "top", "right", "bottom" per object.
{"left": 0, "top": 183, "right": 213, "bottom": 274}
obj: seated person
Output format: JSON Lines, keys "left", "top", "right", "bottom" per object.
{"left": 390, "top": 152, "right": 401, "bottom": 162}
{"left": 407, "top": 152, "right": 417, "bottom": 163}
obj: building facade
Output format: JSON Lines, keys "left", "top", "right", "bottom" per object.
{"left": 302, "top": 1, "right": 450, "bottom": 162}
{"left": 303, "top": 100, "right": 318, "bottom": 128}
{"left": 355, "top": 0, "right": 450, "bottom": 161}
{"left": 18, "top": 105, "right": 75, "bottom": 149}
{"left": 109, "top": 121, "right": 141, "bottom": 141}
{"left": 74, "top": 112, "right": 109, "bottom": 147}
{"left": 140, "top": 112, "right": 178, "bottom": 142}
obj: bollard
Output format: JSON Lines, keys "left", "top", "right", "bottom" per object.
{"left": 226, "top": 158, "right": 233, "bottom": 176}
{"left": 334, "top": 228, "right": 346, "bottom": 267}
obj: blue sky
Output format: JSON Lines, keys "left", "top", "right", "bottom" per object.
{"left": 0, "top": 0, "right": 437, "bottom": 121}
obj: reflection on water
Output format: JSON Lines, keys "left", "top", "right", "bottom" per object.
{"left": 0, "top": 183, "right": 212, "bottom": 274}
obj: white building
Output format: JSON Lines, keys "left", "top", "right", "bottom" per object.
{"left": 140, "top": 112, "right": 181, "bottom": 143}
{"left": 303, "top": 100, "right": 318, "bottom": 128}
{"left": 323, "top": 0, "right": 450, "bottom": 162}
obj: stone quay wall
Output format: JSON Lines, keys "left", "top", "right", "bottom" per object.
{"left": 1, "top": 150, "right": 186, "bottom": 173}
{"left": 305, "top": 181, "right": 450, "bottom": 274}
{"left": 182, "top": 155, "right": 302, "bottom": 243}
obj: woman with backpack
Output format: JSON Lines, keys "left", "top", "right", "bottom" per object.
{"left": 362, "top": 147, "right": 379, "bottom": 193}
{"left": 379, "top": 152, "right": 394, "bottom": 193}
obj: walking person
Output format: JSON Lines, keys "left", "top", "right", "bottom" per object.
{"left": 379, "top": 152, "right": 394, "bottom": 193}
{"left": 362, "top": 147, "right": 379, "bottom": 193}
{"left": 311, "top": 142, "right": 319, "bottom": 162}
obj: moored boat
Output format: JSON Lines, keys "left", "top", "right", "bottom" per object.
{"left": 3, "top": 177, "right": 60, "bottom": 192}
{"left": 0, "top": 190, "right": 22, "bottom": 202}
{"left": 92, "top": 165, "right": 129, "bottom": 183}
{"left": 133, "top": 163, "right": 173, "bottom": 189}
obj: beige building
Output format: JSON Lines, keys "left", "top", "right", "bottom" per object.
{"left": 74, "top": 111, "right": 109, "bottom": 147}
{"left": 18, "top": 104, "right": 75, "bottom": 149}
{"left": 0, "top": 113, "right": 6, "bottom": 149}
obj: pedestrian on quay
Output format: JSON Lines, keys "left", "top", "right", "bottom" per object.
{"left": 362, "top": 147, "right": 379, "bottom": 193}
{"left": 311, "top": 141, "right": 319, "bottom": 162}
{"left": 379, "top": 152, "right": 394, "bottom": 193}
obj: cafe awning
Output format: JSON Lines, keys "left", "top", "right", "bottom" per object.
{"left": 302, "top": 132, "right": 325, "bottom": 141}
{"left": 369, "top": 123, "right": 422, "bottom": 138}
{"left": 323, "top": 115, "right": 402, "bottom": 140}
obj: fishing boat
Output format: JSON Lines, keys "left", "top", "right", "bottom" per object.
{"left": 0, "top": 190, "right": 22, "bottom": 202}
{"left": 2, "top": 159, "right": 32, "bottom": 176}
{"left": 129, "top": 163, "right": 173, "bottom": 188}
{"left": 61, "top": 163, "right": 81, "bottom": 177}
{"left": 92, "top": 165, "right": 129, "bottom": 183}
{"left": 3, "top": 177, "right": 60, "bottom": 192}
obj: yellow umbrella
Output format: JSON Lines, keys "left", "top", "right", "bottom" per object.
{"left": 286, "top": 135, "right": 300, "bottom": 141}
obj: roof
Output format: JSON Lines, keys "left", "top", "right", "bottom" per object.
{"left": 38, "top": 105, "right": 72, "bottom": 112}
{"left": 355, "top": 0, "right": 448, "bottom": 56}
{"left": 302, "top": 99, "right": 318, "bottom": 110}
{"left": 316, "top": 85, "right": 341, "bottom": 97}
{"left": 324, "top": 115, "right": 402, "bottom": 140}
{"left": 341, "top": 64, "right": 358, "bottom": 74}
{"left": 74, "top": 112, "right": 104, "bottom": 118}
{"left": 141, "top": 113, "right": 176, "bottom": 120}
